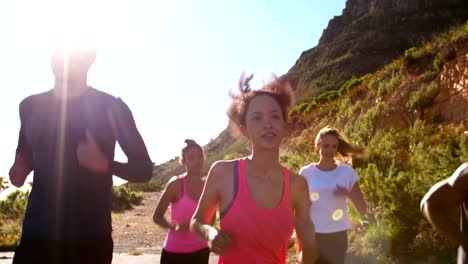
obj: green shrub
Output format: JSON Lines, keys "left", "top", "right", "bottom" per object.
{"left": 280, "top": 151, "right": 315, "bottom": 173}
{"left": 338, "top": 76, "right": 362, "bottom": 96}
{"left": 290, "top": 102, "right": 309, "bottom": 116}
{"left": 348, "top": 206, "right": 391, "bottom": 261}
{"left": 367, "top": 75, "right": 378, "bottom": 90}
{"left": 0, "top": 189, "right": 29, "bottom": 250}
{"left": 111, "top": 185, "right": 144, "bottom": 212}
{"left": 0, "top": 177, "right": 7, "bottom": 191}
{"left": 422, "top": 70, "right": 438, "bottom": 83}
{"left": 407, "top": 80, "right": 440, "bottom": 110}
{"left": 354, "top": 121, "right": 463, "bottom": 258}
{"left": 377, "top": 73, "right": 402, "bottom": 96}
{"left": 304, "top": 100, "right": 317, "bottom": 114}
{"left": 344, "top": 104, "right": 383, "bottom": 146}
{"left": 456, "top": 131, "right": 468, "bottom": 162}
{"left": 128, "top": 180, "right": 164, "bottom": 192}
{"left": 404, "top": 47, "right": 417, "bottom": 57}
{"left": 345, "top": 100, "right": 363, "bottom": 118}
{"left": 338, "top": 97, "right": 351, "bottom": 114}
{"left": 405, "top": 48, "right": 431, "bottom": 61}
{"left": 296, "top": 102, "right": 309, "bottom": 114}
{"left": 433, "top": 54, "right": 444, "bottom": 71}
{"left": 0, "top": 190, "right": 29, "bottom": 219}
{"left": 0, "top": 223, "right": 22, "bottom": 250}
{"left": 315, "top": 90, "right": 339, "bottom": 104}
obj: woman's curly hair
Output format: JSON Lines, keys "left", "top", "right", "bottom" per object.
{"left": 227, "top": 72, "right": 295, "bottom": 136}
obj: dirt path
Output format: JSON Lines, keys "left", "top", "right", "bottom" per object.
{"left": 112, "top": 192, "right": 167, "bottom": 254}
{"left": 111, "top": 192, "right": 301, "bottom": 263}
{"left": 110, "top": 191, "right": 365, "bottom": 263}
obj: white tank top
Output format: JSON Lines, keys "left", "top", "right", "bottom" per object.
{"left": 300, "top": 162, "right": 359, "bottom": 233}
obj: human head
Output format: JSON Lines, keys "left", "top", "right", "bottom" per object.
{"left": 227, "top": 73, "right": 294, "bottom": 136}
{"left": 179, "top": 139, "right": 204, "bottom": 174}
{"left": 315, "top": 126, "right": 365, "bottom": 161}
{"left": 51, "top": 48, "right": 96, "bottom": 81}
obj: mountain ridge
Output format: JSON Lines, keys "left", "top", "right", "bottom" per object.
{"left": 289, "top": 0, "right": 468, "bottom": 103}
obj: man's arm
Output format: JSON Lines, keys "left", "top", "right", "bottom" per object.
{"left": 420, "top": 178, "right": 463, "bottom": 245}
{"left": 9, "top": 99, "right": 34, "bottom": 187}
{"left": 109, "top": 98, "right": 153, "bottom": 182}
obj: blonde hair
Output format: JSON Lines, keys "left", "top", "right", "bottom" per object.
{"left": 315, "top": 126, "right": 366, "bottom": 161}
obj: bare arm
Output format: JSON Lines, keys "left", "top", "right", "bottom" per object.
{"left": 191, "top": 162, "right": 231, "bottom": 255}
{"left": 110, "top": 98, "right": 153, "bottom": 182}
{"left": 153, "top": 177, "right": 178, "bottom": 230}
{"left": 420, "top": 178, "right": 463, "bottom": 246}
{"left": 292, "top": 174, "right": 318, "bottom": 264}
{"left": 348, "top": 182, "right": 367, "bottom": 215}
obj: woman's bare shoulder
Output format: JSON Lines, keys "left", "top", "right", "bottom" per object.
{"left": 209, "top": 160, "right": 237, "bottom": 180}
{"left": 290, "top": 171, "right": 308, "bottom": 186}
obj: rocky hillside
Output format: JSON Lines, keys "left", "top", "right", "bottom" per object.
{"left": 290, "top": 0, "right": 468, "bottom": 103}
{"left": 287, "top": 29, "right": 467, "bottom": 148}
{"left": 287, "top": 33, "right": 467, "bottom": 135}
{"left": 280, "top": 25, "right": 467, "bottom": 259}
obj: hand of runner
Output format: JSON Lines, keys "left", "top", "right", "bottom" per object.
{"left": 207, "top": 228, "right": 231, "bottom": 255}
{"left": 77, "top": 130, "right": 109, "bottom": 173}
{"left": 9, "top": 154, "right": 32, "bottom": 187}
{"left": 334, "top": 184, "right": 349, "bottom": 197}
{"left": 172, "top": 222, "right": 190, "bottom": 233}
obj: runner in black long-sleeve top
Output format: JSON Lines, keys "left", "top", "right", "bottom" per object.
{"left": 9, "top": 48, "right": 154, "bottom": 264}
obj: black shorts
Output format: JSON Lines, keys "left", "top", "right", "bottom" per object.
{"left": 12, "top": 236, "right": 113, "bottom": 264}
{"left": 315, "top": 231, "right": 348, "bottom": 264}
{"left": 161, "top": 247, "right": 210, "bottom": 264}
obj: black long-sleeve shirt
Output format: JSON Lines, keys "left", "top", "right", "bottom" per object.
{"left": 15, "top": 87, "right": 153, "bottom": 240}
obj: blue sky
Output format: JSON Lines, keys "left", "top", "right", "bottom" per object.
{"left": 0, "top": 0, "right": 346, "bottom": 188}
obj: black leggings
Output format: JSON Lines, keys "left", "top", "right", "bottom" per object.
{"left": 161, "top": 247, "right": 210, "bottom": 264}
{"left": 12, "top": 236, "right": 113, "bottom": 264}
{"left": 316, "top": 231, "right": 348, "bottom": 264}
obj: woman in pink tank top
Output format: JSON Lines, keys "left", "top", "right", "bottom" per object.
{"left": 153, "top": 139, "right": 210, "bottom": 264}
{"left": 191, "top": 74, "right": 319, "bottom": 264}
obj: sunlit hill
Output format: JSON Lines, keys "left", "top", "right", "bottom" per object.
{"left": 148, "top": 0, "right": 468, "bottom": 262}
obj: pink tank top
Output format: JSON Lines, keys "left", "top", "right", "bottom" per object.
{"left": 163, "top": 176, "right": 208, "bottom": 253}
{"left": 219, "top": 158, "right": 294, "bottom": 264}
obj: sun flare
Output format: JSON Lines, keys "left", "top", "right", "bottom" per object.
{"left": 8, "top": 0, "right": 139, "bottom": 51}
